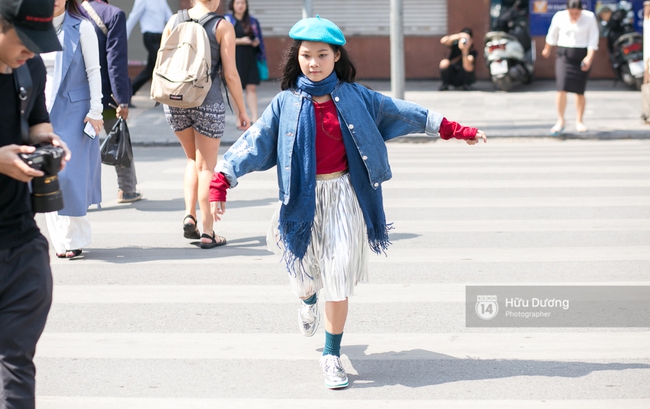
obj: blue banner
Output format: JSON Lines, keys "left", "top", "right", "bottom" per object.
{"left": 529, "top": 0, "right": 644, "bottom": 36}
{"left": 529, "top": 0, "right": 594, "bottom": 36}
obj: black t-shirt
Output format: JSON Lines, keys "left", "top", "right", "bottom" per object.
{"left": 0, "top": 56, "right": 50, "bottom": 249}
{"left": 448, "top": 42, "right": 478, "bottom": 65}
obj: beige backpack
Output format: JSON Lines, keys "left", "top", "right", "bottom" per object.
{"left": 150, "top": 10, "right": 221, "bottom": 108}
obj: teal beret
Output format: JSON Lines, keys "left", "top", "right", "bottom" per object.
{"left": 289, "top": 15, "right": 346, "bottom": 46}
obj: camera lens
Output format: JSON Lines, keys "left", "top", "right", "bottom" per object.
{"left": 31, "top": 175, "right": 64, "bottom": 213}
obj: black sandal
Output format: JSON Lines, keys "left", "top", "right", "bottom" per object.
{"left": 183, "top": 215, "right": 201, "bottom": 239}
{"left": 56, "top": 249, "right": 82, "bottom": 259}
{"left": 200, "top": 232, "right": 227, "bottom": 249}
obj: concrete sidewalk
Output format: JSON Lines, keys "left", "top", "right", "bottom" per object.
{"left": 124, "top": 79, "right": 649, "bottom": 145}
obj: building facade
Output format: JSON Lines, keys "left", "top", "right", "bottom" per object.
{"left": 170, "top": 0, "right": 614, "bottom": 80}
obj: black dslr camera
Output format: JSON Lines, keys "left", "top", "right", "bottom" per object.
{"left": 20, "top": 144, "right": 65, "bottom": 213}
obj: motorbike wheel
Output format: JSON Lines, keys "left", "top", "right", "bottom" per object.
{"left": 635, "top": 77, "right": 643, "bottom": 91}
{"left": 494, "top": 76, "right": 512, "bottom": 92}
{"left": 620, "top": 64, "right": 641, "bottom": 91}
{"left": 523, "top": 71, "right": 533, "bottom": 85}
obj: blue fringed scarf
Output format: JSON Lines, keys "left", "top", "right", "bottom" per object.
{"left": 278, "top": 72, "right": 392, "bottom": 270}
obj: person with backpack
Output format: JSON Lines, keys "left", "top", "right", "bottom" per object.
{"left": 209, "top": 16, "right": 486, "bottom": 388}
{"left": 159, "top": 0, "right": 250, "bottom": 249}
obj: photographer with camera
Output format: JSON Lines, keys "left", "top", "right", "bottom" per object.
{"left": 0, "top": 0, "right": 71, "bottom": 407}
{"left": 438, "top": 27, "right": 477, "bottom": 91}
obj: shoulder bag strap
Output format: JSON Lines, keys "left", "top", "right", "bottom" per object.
{"left": 13, "top": 65, "right": 33, "bottom": 144}
{"left": 81, "top": 1, "right": 108, "bottom": 36}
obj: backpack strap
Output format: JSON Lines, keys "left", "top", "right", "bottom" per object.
{"left": 198, "top": 12, "right": 221, "bottom": 27}
{"left": 13, "top": 65, "right": 33, "bottom": 144}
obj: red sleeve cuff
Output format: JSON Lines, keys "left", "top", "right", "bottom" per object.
{"left": 439, "top": 117, "right": 478, "bottom": 140}
{"left": 209, "top": 172, "right": 230, "bottom": 202}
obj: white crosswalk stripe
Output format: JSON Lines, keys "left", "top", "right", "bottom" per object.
{"left": 36, "top": 140, "right": 650, "bottom": 408}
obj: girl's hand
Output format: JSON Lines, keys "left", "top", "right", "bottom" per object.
{"left": 581, "top": 58, "right": 593, "bottom": 71}
{"left": 541, "top": 45, "right": 551, "bottom": 59}
{"left": 210, "top": 201, "right": 226, "bottom": 222}
{"left": 237, "top": 111, "right": 252, "bottom": 130}
{"left": 466, "top": 130, "right": 487, "bottom": 145}
{"left": 85, "top": 117, "right": 104, "bottom": 135}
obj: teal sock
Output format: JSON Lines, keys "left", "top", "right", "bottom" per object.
{"left": 303, "top": 293, "right": 317, "bottom": 305}
{"left": 323, "top": 331, "right": 343, "bottom": 357}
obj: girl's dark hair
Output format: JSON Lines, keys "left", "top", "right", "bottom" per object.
{"left": 566, "top": 0, "right": 584, "bottom": 9}
{"left": 228, "top": 0, "right": 253, "bottom": 37}
{"left": 66, "top": 0, "right": 84, "bottom": 19}
{"left": 280, "top": 40, "right": 357, "bottom": 90}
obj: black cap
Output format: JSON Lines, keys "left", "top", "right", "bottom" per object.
{"left": 0, "top": 0, "right": 62, "bottom": 53}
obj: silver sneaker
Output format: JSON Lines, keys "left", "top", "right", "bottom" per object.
{"left": 320, "top": 354, "right": 349, "bottom": 389}
{"left": 298, "top": 298, "right": 319, "bottom": 337}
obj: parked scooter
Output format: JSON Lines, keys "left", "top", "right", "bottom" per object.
{"left": 484, "top": 0, "right": 535, "bottom": 91}
{"left": 602, "top": 8, "right": 644, "bottom": 90}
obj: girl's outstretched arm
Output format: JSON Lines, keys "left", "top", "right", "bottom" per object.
{"left": 439, "top": 118, "right": 487, "bottom": 144}
{"left": 209, "top": 172, "right": 229, "bottom": 222}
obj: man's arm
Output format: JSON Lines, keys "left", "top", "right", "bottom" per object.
{"left": 125, "top": 0, "right": 145, "bottom": 39}
{"left": 106, "top": 10, "right": 131, "bottom": 115}
{"left": 0, "top": 144, "right": 45, "bottom": 182}
{"left": 440, "top": 32, "right": 469, "bottom": 47}
{"left": 0, "top": 123, "right": 70, "bottom": 182}
{"left": 460, "top": 42, "right": 475, "bottom": 72}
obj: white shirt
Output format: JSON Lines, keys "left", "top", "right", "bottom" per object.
{"left": 126, "top": 0, "right": 173, "bottom": 39}
{"left": 42, "top": 14, "right": 103, "bottom": 120}
{"left": 545, "top": 9, "right": 599, "bottom": 50}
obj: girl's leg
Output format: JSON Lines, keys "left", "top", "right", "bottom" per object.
{"left": 245, "top": 84, "right": 258, "bottom": 123}
{"left": 175, "top": 128, "right": 198, "bottom": 220}
{"left": 575, "top": 94, "right": 587, "bottom": 132}
{"left": 321, "top": 298, "right": 349, "bottom": 389}
{"left": 193, "top": 130, "right": 222, "bottom": 243}
{"left": 324, "top": 299, "right": 348, "bottom": 335}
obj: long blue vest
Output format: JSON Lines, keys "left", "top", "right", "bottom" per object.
{"left": 49, "top": 13, "right": 102, "bottom": 217}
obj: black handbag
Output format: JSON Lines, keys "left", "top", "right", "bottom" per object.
{"left": 100, "top": 117, "right": 133, "bottom": 167}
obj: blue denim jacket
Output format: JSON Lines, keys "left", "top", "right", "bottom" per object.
{"left": 216, "top": 81, "right": 443, "bottom": 204}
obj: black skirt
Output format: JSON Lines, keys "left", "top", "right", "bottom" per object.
{"left": 555, "top": 47, "right": 589, "bottom": 94}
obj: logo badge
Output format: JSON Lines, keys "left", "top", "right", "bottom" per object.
{"left": 475, "top": 295, "right": 499, "bottom": 320}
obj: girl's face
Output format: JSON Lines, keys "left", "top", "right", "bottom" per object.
{"left": 298, "top": 41, "right": 340, "bottom": 82}
{"left": 53, "top": 0, "right": 66, "bottom": 17}
{"left": 233, "top": 0, "right": 247, "bottom": 15}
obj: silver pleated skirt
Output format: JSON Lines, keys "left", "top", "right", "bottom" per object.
{"left": 267, "top": 172, "right": 370, "bottom": 302}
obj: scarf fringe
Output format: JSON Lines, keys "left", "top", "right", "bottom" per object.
{"left": 279, "top": 220, "right": 314, "bottom": 276}
{"left": 367, "top": 223, "right": 394, "bottom": 255}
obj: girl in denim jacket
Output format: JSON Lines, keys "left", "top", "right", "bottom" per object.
{"left": 210, "top": 16, "right": 486, "bottom": 389}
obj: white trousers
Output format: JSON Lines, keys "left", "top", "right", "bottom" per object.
{"left": 45, "top": 212, "right": 92, "bottom": 254}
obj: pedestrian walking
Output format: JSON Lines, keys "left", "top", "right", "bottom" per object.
{"left": 0, "top": 0, "right": 70, "bottom": 406}
{"left": 126, "top": 0, "right": 172, "bottom": 96}
{"left": 209, "top": 16, "right": 486, "bottom": 389}
{"left": 82, "top": 0, "right": 143, "bottom": 203}
{"left": 43, "top": 0, "right": 104, "bottom": 259}
{"left": 225, "top": 0, "right": 266, "bottom": 122}
{"left": 162, "top": 0, "right": 250, "bottom": 249}
{"left": 542, "top": 0, "right": 599, "bottom": 134}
